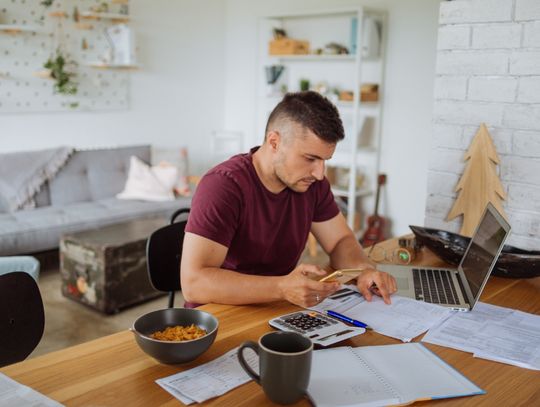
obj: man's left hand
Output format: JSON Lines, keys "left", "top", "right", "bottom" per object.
{"left": 357, "top": 268, "right": 397, "bottom": 305}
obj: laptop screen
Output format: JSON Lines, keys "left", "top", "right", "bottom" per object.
{"left": 461, "top": 206, "right": 509, "bottom": 300}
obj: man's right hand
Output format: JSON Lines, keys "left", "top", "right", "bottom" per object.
{"left": 278, "top": 263, "right": 341, "bottom": 308}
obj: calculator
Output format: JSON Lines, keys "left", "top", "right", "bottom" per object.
{"left": 269, "top": 310, "right": 365, "bottom": 347}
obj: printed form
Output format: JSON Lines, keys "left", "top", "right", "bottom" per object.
{"left": 0, "top": 373, "right": 64, "bottom": 407}
{"left": 310, "top": 287, "right": 453, "bottom": 342}
{"left": 156, "top": 347, "right": 259, "bottom": 404}
{"left": 423, "top": 302, "right": 540, "bottom": 370}
{"left": 344, "top": 295, "right": 453, "bottom": 342}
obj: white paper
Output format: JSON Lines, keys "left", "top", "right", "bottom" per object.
{"left": 0, "top": 373, "right": 64, "bottom": 407}
{"left": 344, "top": 295, "right": 453, "bottom": 342}
{"left": 307, "top": 343, "right": 483, "bottom": 407}
{"left": 308, "top": 347, "right": 399, "bottom": 407}
{"left": 156, "top": 347, "right": 259, "bottom": 404}
{"left": 423, "top": 302, "right": 540, "bottom": 370}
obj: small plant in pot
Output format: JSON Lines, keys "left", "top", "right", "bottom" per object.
{"left": 44, "top": 47, "right": 79, "bottom": 108}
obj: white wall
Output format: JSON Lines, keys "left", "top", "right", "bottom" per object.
{"left": 1, "top": 0, "right": 441, "bottom": 239}
{"left": 0, "top": 0, "right": 227, "bottom": 176}
{"left": 223, "top": 0, "right": 441, "bottom": 237}
{"left": 427, "top": 0, "right": 540, "bottom": 250}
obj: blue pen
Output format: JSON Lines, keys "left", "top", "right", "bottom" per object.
{"left": 326, "top": 310, "right": 373, "bottom": 330}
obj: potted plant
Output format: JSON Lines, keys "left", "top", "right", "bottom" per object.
{"left": 44, "top": 47, "right": 79, "bottom": 108}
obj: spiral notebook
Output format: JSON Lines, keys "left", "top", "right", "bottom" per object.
{"left": 307, "top": 342, "right": 484, "bottom": 407}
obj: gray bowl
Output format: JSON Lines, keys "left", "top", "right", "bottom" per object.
{"left": 132, "top": 308, "right": 219, "bottom": 365}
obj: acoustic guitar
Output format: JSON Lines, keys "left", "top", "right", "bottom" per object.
{"left": 361, "top": 174, "right": 387, "bottom": 247}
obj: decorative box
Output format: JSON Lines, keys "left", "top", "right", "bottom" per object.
{"left": 269, "top": 39, "right": 310, "bottom": 55}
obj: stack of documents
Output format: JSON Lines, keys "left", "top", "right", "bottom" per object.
{"left": 156, "top": 348, "right": 258, "bottom": 405}
{"left": 309, "top": 287, "right": 453, "bottom": 342}
{"left": 423, "top": 302, "right": 540, "bottom": 370}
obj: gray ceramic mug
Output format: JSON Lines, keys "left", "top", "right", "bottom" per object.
{"left": 237, "top": 331, "right": 313, "bottom": 405}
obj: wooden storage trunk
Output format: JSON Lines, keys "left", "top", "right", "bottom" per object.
{"left": 269, "top": 39, "right": 310, "bottom": 55}
{"left": 60, "top": 217, "right": 167, "bottom": 314}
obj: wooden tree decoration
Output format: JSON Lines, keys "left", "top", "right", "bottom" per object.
{"left": 446, "top": 123, "right": 507, "bottom": 237}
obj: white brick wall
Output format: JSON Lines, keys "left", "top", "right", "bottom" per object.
{"left": 437, "top": 26, "right": 470, "bottom": 50}
{"left": 522, "top": 22, "right": 540, "bottom": 47}
{"left": 510, "top": 51, "right": 540, "bottom": 75}
{"left": 515, "top": 0, "right": 540, "bottom": 21}
{"left": 472, "top": 24, "right": 521, "bottom": 49}
{"left": 427, "top": 0, "right": 540, "bottom": 251}
{"left": 433, "top": 76, "right": 468, "bottom": 100}
{"left": 439, "top": 0, "right": 513, "bottom": 24}
{"left": 432, "top": 101, "right": 505, "bottom": 126}
{"left": 436, "top": 51, "right": 510, "bottom": 75}
{"left": 517, "top": 77, "right": 540, "bottom": 103}
{"left": 513, "top": 131, "right": 540, "bottom": 157}
{"left": 468, "top": 77, "right": 517, "bottom": 103}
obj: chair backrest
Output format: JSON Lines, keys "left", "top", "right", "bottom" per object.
{"left": 0, "top": 271, "right": 45, "bottom": 368}
{"left": 146, "top": 208, "right": 190, "bottom": 308}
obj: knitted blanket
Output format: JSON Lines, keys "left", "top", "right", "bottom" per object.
{"left": 0, "top": 147, "right": 74, "bottom": 211}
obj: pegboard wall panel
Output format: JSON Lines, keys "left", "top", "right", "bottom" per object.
{"left": 0, "top": 0, "right": 134, "bottom": 113}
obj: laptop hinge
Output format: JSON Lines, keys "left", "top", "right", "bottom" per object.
{"left": 455, "top": 270, "right": 470, "bottom": 306}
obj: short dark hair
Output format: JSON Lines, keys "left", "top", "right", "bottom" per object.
{"left": 265, "top": 91, "right": 345, "bottom": 144}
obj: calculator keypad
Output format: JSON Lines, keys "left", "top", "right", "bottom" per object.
{"left": 273, "top": 312, "right": 338, "bottom": 334}
{"left": 269, "top": 311, "right": 365, "bottom": 347}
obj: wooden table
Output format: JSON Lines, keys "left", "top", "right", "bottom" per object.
{"left": 2, "top": 236, "right": 540, "bottom": 406}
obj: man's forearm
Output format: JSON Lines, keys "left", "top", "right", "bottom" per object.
{"left": 182, "top": 267, "right": 284, "bottom": 305}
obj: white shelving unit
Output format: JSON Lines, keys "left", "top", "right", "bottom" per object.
{"left": 256, "top": 7, "right": 387, "bottom": 233}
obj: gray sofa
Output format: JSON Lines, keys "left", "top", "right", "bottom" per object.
{"left": 0, "top": 145, "right": 191, "bottom": 256}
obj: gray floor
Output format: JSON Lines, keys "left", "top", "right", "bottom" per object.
{"left": 30, "top": 245, "right": 330, "bottom": 359}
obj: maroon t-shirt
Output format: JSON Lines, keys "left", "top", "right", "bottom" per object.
{"left": 184, "top": 147, "right": 340, "bottom": 307}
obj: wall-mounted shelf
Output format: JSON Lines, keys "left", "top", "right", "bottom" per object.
{"left": 334, "top": 100, "right": 379, "bottom": 107}
{"left": 74, "top": 24, "right": 93, "bottom": 30}
{"left": 49, "top": 12, "right": 68, "bottom": 18}
{"left": 88, "top": 62, "right": 138, "bottom": 69}
{"left": 34, "top": 71, "right": 52, "bottom": 78}
{"left": 332, "top": 187, "right": 372, "bottom": 198}
{"left": 275, "top": 54, "right": 356, "bottom": 62}
{"left": 0, "top": 24, "right": 39, "bottom": 33}
{"left": 80, "top": 12, "right": 130, "bottom": 23}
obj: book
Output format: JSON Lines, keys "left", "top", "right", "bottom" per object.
{"left": 307, "top": 342, "right": 484, "bottom": 407}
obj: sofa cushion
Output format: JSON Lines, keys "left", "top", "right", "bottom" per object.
{"left": 49, "top": 145, "right": 151, "bottom": 206}
{"left": 0, "top": 196, "right": 192, "bottom": 256}
{"left": 116, "top": 156, "right": 178, "bottom": 201}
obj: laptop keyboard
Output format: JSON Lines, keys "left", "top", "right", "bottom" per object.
{"left": 413, "top": 269, "right": 459, "bottom": 305}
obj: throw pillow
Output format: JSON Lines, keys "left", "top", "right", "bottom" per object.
{"left": 151, "top": 147, "right": 191, "bottom": 196}
{"left": 116, "top": 156, "right": 178, "bottom": 201}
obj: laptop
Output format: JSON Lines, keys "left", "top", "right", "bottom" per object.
{"left": 377, "top": 202, "right": 511, "bottom": 312}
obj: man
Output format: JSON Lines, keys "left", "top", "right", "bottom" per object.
{"left": 181, "top": 91, "right": 397, "bottom": 308}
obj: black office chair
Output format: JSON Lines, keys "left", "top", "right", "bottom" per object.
{"left": 146, "top": 208, "right": 190, "bottom": 308}
{"left": 0, "top": 271, "right": 45, "bottom": 368}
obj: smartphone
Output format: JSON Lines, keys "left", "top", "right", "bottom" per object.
{"left": 319, "top": 269, "right": 363, "bottom": 283}
{"left": 319, "top": 270, "right": 344, "bottom": 283}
